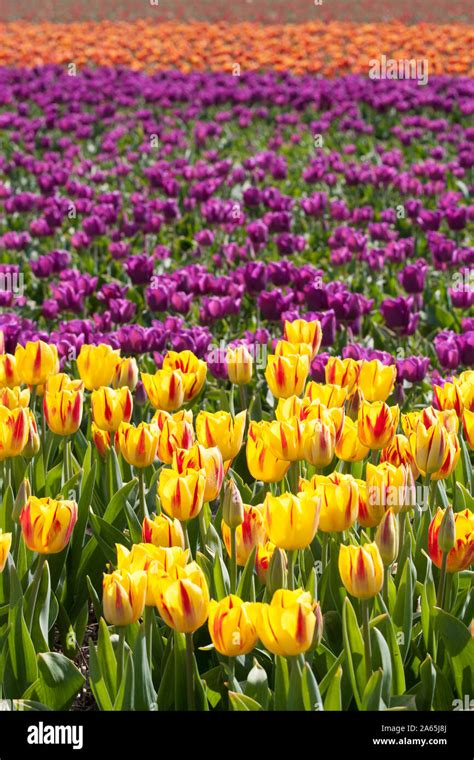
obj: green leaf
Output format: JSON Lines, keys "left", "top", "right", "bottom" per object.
{"left": 245, "top": 659, "right": 270, "bottom": 709}
{"left": 274, "top": 655, "right": 289, "bottom": 711}
{"left": 30, "top": 652, "right": 84, "bottom": 710}
{"left": 324, "top": 666, "right": 342, "bottom": 710}
{"left": 362, "top": 669, "right": 385, "bottom": 711}
{"left": 342, "top": 597, "right": 365, "bottom": 710}
{"left": 229, "top": 691, "right": 262, "bottom": 711}
{"left": 301, "top": 662, "right": 323, "bottom": 711}
{"left": 372, "top": 627, "right": 392, "bottom": 706}
{"left": 212, "top": 552, "right": 230, "bottom": 600}
{"left": 132, "top": 626, "right": 157, "bottom": 711}
{"left": 4, "top": 599, "right": 38, "bottom": 697}
{"left": 416, "top": 655, "right": 437, "bottom": 711}
{"left": 287, "top": 658, "right": 304, "bottom": 710}
{"left": 421, "top": 559, "right": 437, "bottom": 656}
{"left": 69, "top": 459, "right": 96, "bottom": 579}
{"left": 236, "top": 547, "right": 256, "bottom": 601}
{"left": 97, "top": 618, "right": 117, "bottom": 701}
{"left": 433, "top": 608, "right": 474, "bottom": 699}
{"left": 173, "top": 631, "right": 188, "bottom": 711}
{"left": 393, "top": 557, "right": 415, "bottom": 662}
{"left": 25, "top": 560, "right": 51, "bottom": 652}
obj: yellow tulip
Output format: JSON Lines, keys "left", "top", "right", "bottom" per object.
{"left": 0, "top": 386, "right": 30, "bottom": 409}
{"left": 246, "top": 421, "right": 290, "bottom": 483}
{"left": 256, "top": 588, "right": 317, "bottom": 656}
{"left": 274, "top": 339, "right": 314, "bottom": 362}
{"left": 116, "top": 542, "right": 189, "bottom": 606}
{"left": 265, "top": 354, "right": 309, "bottom": 399}
{"left": 335, "top": 417, "right": 369, "bottom": 462}
{"left": 261, "top": 418, "right": 305, "bottom": 462}
{"left": 380, "top": 433, "right": 419, "bottom": 479}
{"left": 358, "top": 400, "right": 399, "bottom": 450}
{"left": 92, "top": 423, "right": 111, "bottom": 458}
{"left": 162, "top": 350, "right": 206, "bottom": 402}
{"left": 102, "top": 569, "right": 147, "bottom": 626}
{"left": 116, "top": 421, "right": 159, "bottom": 468}
{"left": 433, "top": 381, "right": 464, "bottom": 417}
{"left": 364, "top": 462, "right": 410, "bottom": 526}
{"left": 77, "top": 343, "right": 121, "bottom": 391}
{"left": 357, "top": 360, "right": 396, "bottom": 402}
{"left": 208, "top": 595, "right": 259, "bottom": 656}
{"left": 304, "top": 381, "right": 347, "bottom": 408}
{"left": 338, "top": 543, "right": 384, "bottom": 599}
{"left": 158, "top": 467, "right": 206, "bottom": 521}
{"left": 429, "top": 432, "right": 460, "bottom": 482}
{"left": 142, "top": 513, "right": 185, "bottom": 549}
{"left": 226, "top": 345, "right": 253, "bottom": 385}
{"left": 15, "top": 341, "right": 59, "bottom": 386}
{"left": 112, "top": 357, "right": 139, "bottom": 391}
{"left": 409, "top": 421, "right": 449, "bottom": 476}
{"left": 155, "top": 413, "right": 195, "bottom": 465}
{"left": 0, "top": 354, "right": 20, "bottom": 388}
{"left": 299, "top": 400, "right": 345, "bottom": 441}
{"left": 43, "top": 389, "right": 83, "bottom": 436}
{"left": 196, "top": 410, "right": 246, "bottom": 463}
{"left": 0, "top": 530, "right": 12, "bottom": 572}
{"left": 22, "top": 409, "right": 40, "bottom": 458}
{"left": 141, "top": 369, "right": 184, "bottom": 412}
{"left": 306, "top": 472, "right": 359, "bottom": 533}
{"left": 0, "top": 406, "right": 29, "bottom": 460}
{"left": 402, "top": 406, "right": 458, "bottom": 436}
{"left": 275, "top": 395, "right": 303, "bottom": 421}
{"left": 301, "top": 419, "right": 336, "bottom": 468}
{"left": 20, "top": 496, "right": 77, "bottom": 554}
{"left": 91, "top": 386, "right": 133, "bottom": 432}
{"left": 152, "top": 562, "right": 210, "bottom": 633}
{"left": 173, "top": 443, "right": 224, "bottom": 502}
{"left": 325, "top": 357, "right": 361, "bottom": 393}
{"left": 222, "top": 503, "right": 266, "bottom": 566}
{"left": 463, "top": 409, "right": 474, "bottom": 449}
{"left": 44, "top": 373, "right": 84, "bottom": 394}
{"left": 255, "top": 541, "right": 276, "bottom": 584}
{"left": 429, "top": 508, "right": 474, "bottom": 573}
{"left": 283, "top": 318, "right": 322, "bottom": 358}
{"left": 264, "top": 491, "right": 320, "bottom": 550}
{"left": 460, "top": 381, "right": 474, "bottom": 413}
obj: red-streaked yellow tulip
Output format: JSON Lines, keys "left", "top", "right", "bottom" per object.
{"left": 0, "top": 354, "right": 20, "bottom": 388}
{"left": 162, "top": 350, "right": 206, "bottom": 402}
{"left": 158, "top": 467, "right": 206, "bottom": 522}
{"left": 358, "top": 400, "right": 399, "bottom": 450}
{"left": 264, "top": 491, "right": 320, "bottom": 550}
{"left": 112, "top": 356, "right": 139, "bottom": 391}
{"left": 208, "top": 595, "right": 259, "bottom": 656}
{"left": 325, "top": 357, "right": 361, "bottom": 393}
{"left": 91, "top": 386, "right": 132, "bottom": 432}
{"left": 173, "top": 443, "right": 224, "bottom": 502}
{"left": 142, "top": 512, "right": 185, "bottom": 549}
{"left": 222, "top": 503, "right": 266, "bottom": 566}
{"left": 265, "top": 353, "right": 309, "bottom": 399}
{"left": 364, "top": 462, "right": 410, "bottom": 526}
{"left": 380, "top": 433, "right": 419, "bottom": 479}
{"left": 305, "top": 472, "right": 358, "bottom": 533}
{"left": 43, "top": 389, "right": 83, "bottom": 436}
{"left": 15, "top": 340, "right": 59, "bottom": 386}
{"left": 433, "top": 381, "right": 464, "bottom": 417}
{"left": 357, "top": 360, "right": 396, "bottom": 403}
{"left": 301, "top": 418, "right": 336, "bottom": 468}
{"left": 20, "top": 496, "right": 77, "bottom": 554}
{"left": 284, "top": 318, "right": 322, "bottom": 359}
{"left": 304, "top": 381, "right": 347, "bottom": 408}
{"left": 92, "top": 423, "right": 111, "bottom": 457}
{"left": 116, "top": 542, "right": 189, "bottom": 606}
{"left": 335, "top": 417, "right": 369, "bottom": 462}
{"left": 255, "top": 541, "right": 276, "bottom": 584}
{"left": 246, "top": 420, "right": 290, "bottom": 483}
{"left": 226, "top": 344, "right": 253, "bottom": 385}
{"left": 463, "top": 409, "right": 474, "bottom": 449}
{"left": 338, "top": 542, "right": 384, "bottom": 599}
{"left": 103, "top": 569, "right": 147, "bottom": 626}
{"left": 44, "top": 373, "right": 84, "bottom": 394}
{"left": 152, "top": 561, "right": 210, "bottom": 633}
{"left": 117, "top": 421, "right": 159, "bottom": 468}
{"left": 409, "top": 421, "right": 449, "bottom": 476}
{"left": 196, "top": 409, "right": 246, "bottom": 463}
{"left": 256, "top": 588, "right": 317, "bottom": 656}
{"left": 141, "top": 369, "right": 184, "bottom": 412}
{"left": 0, "top": 530, "right": 12, "bottom": 571}
{"left": 77, "top": 343, "right": 121, "bottom": 391}
{"left": 0, "top": 406, "right": 29, "bottom": 460}
{"left": 261, "top": 418, "right": 305, "bottom": 462}
{"left": 0, "top": 386, "right": 30, "bottom": 409}
{"left": 429, "top": 508, "right": 474, "bottom": 573}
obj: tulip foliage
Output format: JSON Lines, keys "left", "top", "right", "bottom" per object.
{"left": 0, "top": 330, "right": 472, "bottom": 713}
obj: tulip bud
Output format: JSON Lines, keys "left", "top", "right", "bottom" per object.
{"left": 13, "top": 478, "right": 31, "bottom": 522}
{"left": 222, "top": 478, "right": 244, "bottom": 529}
{"left": 438, "top": 506, "right": 456, "bottom": 554}
{"left": 375, "top": 508, "right": 399, "bottom": 566}
{"left": 134, "top": 380, "right": 148, "bottom": 406}
{"left": 267, "top": 547, "right": 287, "bottom": 596}
{"left": 113, "top": 357, "right": 139, "bottom": 391}
{"left": 22, "top": 410, "right": 40, "bottom": 458}
{"left": 310, "top": 602, "right": 324, "bottom": 650}
{"left": 346, "top": 388, "right": 364, "bottom": 422}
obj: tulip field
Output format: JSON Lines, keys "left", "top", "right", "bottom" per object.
{"left": 0, "top": 4, "right": 472, "bottom": 724}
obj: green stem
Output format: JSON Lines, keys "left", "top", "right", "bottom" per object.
{"left": 198, "top": 507, "right": 207, "bottom": 552}
{"left": 321, "top": 532, "right": 329, "bottom": 572}
{"left": 288, "top": 460, "right": 300, "bottom": 495}
{"left": 383, "top": 565, "right": 390, "bottom": 608}
{"left": 26, "top": 554, "right": 46, "bottom": 631}
{"left": 436, "top": 552, "right": 448, "bottom": 609}
{"left": 185, "top": 633, "right": 196, "bottom": 711}
{"left": 399, "top": 511, "right": 406, "bottom": 551}
{"left": 238, "top": 384, "right": 247, "bottom": 413}
{"left": 138, "top": 469, "right": 148, "bottom": 520}
{"left": 230, "top": 527, "right": 237, "bottom": 594}
{"left": 144, "top": 607, "right": 153, "bottom": 667}
{"left": 287, "top": 549, "right": 296, "bottom": 590}
{"left": 116, "top": 626, "right": 126, "bottom": 685}
{"left": 182, "top": 521, "right": 192, "bottom": 560}
{"left": 361, "top": 599, "right": 372, "bottom": 683}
